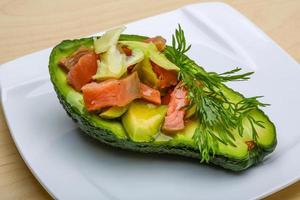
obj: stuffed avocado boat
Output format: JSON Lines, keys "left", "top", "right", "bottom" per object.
{"left": 49, "top": 25, "right": 276, "bottom": 171}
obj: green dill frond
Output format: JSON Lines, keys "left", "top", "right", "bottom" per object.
{"left": 165, "top": 24, "right": 269, "bottom": 162}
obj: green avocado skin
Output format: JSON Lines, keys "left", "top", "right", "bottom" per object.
{"left": 49, "top": 35, "right": 277, "bottom": 171}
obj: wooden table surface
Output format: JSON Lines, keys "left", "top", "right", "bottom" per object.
{"left": 0, "top": 0, "right": 299, "bottom": 199}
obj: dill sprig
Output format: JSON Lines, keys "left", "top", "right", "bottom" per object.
{"left": 165, "top": 25, "right": 268, "bottom": 162}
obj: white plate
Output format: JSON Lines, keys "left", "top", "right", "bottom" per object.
{"left": 1, "top": 2, "right": 299, "bottom": 200}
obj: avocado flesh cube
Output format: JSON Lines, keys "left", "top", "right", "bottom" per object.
{"left": 49, "top": 34, "right": 276, "bottom": 171}
{"left": 122, "top": 101, "right": 167, "bottom": 142}
{"left": 100, "top": 106, "right": 129, "bottom": 119}
{"left": 136, "top": 57, "right": 160, "bottom": 88}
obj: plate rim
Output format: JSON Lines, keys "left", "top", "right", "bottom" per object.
{"left": 0, "top": 2, "right": 299, "bottom": 199}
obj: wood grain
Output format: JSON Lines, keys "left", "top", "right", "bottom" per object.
{"left": 0, "top": 0, "right": 299, "bottom": 199}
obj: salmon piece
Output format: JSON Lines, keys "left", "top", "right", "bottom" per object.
{"left": 162, "top": 84, "right": 189, "bottom": 132}
{"left": 140, "top": 83, "right": 161, "bottom": 104}
{"left": 161, "top": 88, "right": 173, "bottom": 105}
{"left": 144, "top": 36, "right": 166, "bottom": 51}
{"left": 151, "top": 62, "right": 178, "bottom": 88}
{"left": 59, "top": 46, "right": 91, "bottom": 71}
{"left": 67, "top": 52, "right": 98, "bottom": 91}
{"left": 82, "top": 72, "right": 142, "bottom": 111}
{"left": 163, "top": 110, "right": 185, "bottom": 131}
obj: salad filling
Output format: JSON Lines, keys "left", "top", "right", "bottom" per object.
{"left": 54, "top": 25, "right": 276, "bottom": 166}
{"left": 59, "top": 27, "right": 179, "bottom": 123}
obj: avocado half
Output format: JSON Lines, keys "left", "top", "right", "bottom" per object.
{"left": 49, "top": 34, "right": 277, "bottom": 171}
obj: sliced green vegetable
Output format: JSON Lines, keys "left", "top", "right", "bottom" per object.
{"left": 93, "top": 28, "right": 145, "bottom": 80}
{"left": 124, "top": 48, "right": 144, "bottom": 67}
{"left": 149, "top": 49, "right": 179, "bottom": 71}
{"left": 100, "top": 106, "right": 129, "bottom": 119}
{"left": 93, "top": 45, "right": 126, "bottom": 80}
{"left": 119, "top": 40, "right": 179, "bottom": 71}
{"left": 136, "top": 57, "right": 160, "bottom": 88}
{"left": 118, "top": 40, "right": 151, "bottom": 53}
{"left": 94, "top": 26, "right": 125, "bottom": 54}
{"left": 122, "top": 101, "right": 167, "bottom": 142}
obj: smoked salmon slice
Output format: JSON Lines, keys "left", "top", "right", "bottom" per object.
{"left": 59, "top": 46, "right": 91, "bottom": 71}
{"left": 140, "top": 83, "right": 161, "bottom": 104}
{"left": 161, "top": 87, "right": 173, "bottom": 105}
{"left": 162, "top": 84, "right": 189, "bottom": 132}
{"left": 82, "top": 72, "right": 142, "bottom": 111}
{"left": 144, "top": 36, "right": 166, "bottom": 51}
{"left": 67, "top": 52, "right": 98, "bottom": 91}
{"left": 151, "top": 62, "right": 178, "bottom": 89}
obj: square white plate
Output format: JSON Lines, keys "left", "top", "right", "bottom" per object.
{"left": 1, "top": 2, "right": 299, "bottom": 200}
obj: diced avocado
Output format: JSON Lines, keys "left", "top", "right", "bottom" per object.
{"left": 94, "top": 26, "right": 125, "bottom": 54}
{"left": 119, "top": 40, "right": 179, "bottom": 71}
{"left": 100, "top": 106, "right": 129, "bottom": 119}
{"left": 122, "top": 101, "right": 167, "bottom": 142}
{"left": 136, "top": 57, "right": 160, "bottom": 88}
{"left": 49, "top": 34, "right": 277, "bottom": 171}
